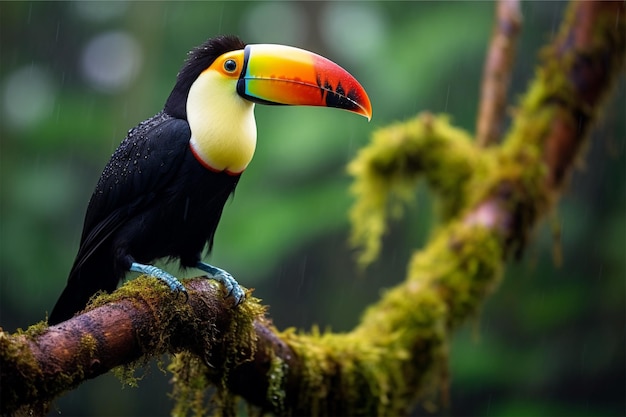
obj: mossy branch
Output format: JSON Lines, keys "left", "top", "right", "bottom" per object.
{"left": 0, "top": 277, "right": 273, "bottom": 416}
{"left": 0, "top": 1, "right": 623, "bottom": 416}
{"left": 348, "top": 114, "right": 491, "bottom": 266}
{"left": 350, "top": 0, "right": 624, "bottom": 264}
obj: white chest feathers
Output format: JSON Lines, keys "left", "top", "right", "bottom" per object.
{"left": 186, "top": 69, "right": 257, "bottom": 174}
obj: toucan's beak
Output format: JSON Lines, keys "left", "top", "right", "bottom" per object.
{"left": 237, "top": 44, "right": 372, "bottom": 121}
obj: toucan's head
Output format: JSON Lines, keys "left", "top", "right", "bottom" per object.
{"left": 165, "top": 35, "right": 371, "bottom": 174}
{"left": 165, "top": 35, "right": 371, "bottom": 120}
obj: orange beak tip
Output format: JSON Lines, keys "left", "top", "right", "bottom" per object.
{"left": 363, "top": 105, "right": 373, "bottom": 121}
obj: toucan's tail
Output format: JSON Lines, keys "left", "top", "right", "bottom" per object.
{"left": 48, "top": 255, "right": 118, "bottom": 325}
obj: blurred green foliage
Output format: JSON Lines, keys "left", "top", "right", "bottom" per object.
{"left": 0, "top": 2, "right": 623, "bottom": 416}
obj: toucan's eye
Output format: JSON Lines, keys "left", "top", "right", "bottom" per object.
{"left": 224, "top": 59, "right": 237, "bottom": 72}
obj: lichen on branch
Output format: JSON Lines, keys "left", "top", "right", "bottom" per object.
{"left": 348, "top": 114, "right": 490, "bottom": 266}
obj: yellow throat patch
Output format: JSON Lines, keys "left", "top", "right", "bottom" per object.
{"left": 187, "top": 66, "right": 256, "bottom": 175}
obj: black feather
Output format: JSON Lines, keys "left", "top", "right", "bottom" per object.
{"left": 165, "top": 35, "right": 246, "bottom": 119}
{"left": 49, "top": 36, "right": 246, "bottom": 325}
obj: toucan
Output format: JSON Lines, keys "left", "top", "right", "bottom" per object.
{"left": 48, "top": 35, "right": 372, "bottom": 325}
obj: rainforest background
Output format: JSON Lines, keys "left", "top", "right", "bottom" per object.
{"left": 0, "top": 2, "right": 623, "bottom": 416}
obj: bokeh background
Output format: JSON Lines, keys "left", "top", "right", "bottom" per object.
{"left": 1, "top": 2, "right": 623, "bottom": 416}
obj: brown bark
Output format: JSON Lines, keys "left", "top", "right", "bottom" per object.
{"left": 541, "top": 1, "right": 624, "bottom": 190}
{"left": 476, "top": 0, "right": 522, "bottom": 147}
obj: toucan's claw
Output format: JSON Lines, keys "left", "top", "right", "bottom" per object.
{"left": 196, "top": 261, "right": 245, "bottom": 305}
{"left": 130, "top": 262, "right": 188, "bottom": 298}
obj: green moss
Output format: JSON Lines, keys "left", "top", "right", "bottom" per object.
{"left": 169, "top": 352, "right": 211, "bottom": 417}
{"left": 274, "top": 266, "right": 455, "bottom": 415}
{"left": 85, "top": 275, "right": 173, "bottom": 315}
{"left": 333, "top": 101, "right": 531, "bottom": 414}
{"left": 336, "top": 102, "right": 519, "bottom": 413}
{"left": 348, "top": 113, "right": 489, "bottom": 267}
{"left": 21, "top": 321, "right": 50, "bottom": 339}
{"left": 111, "top": 364, "right": 144, "bottom": 388}
{"left": 168, "top": 291, "right": 267, "bottom": 417}
{"left": 79, "top": 333, "right": 97, "bottom": 353}
{"left": 409, "top": 223, "right": 503, "bottom": 327}
{"left": 267, "top": 355, "right": 287, "bottom": 413}
{"left": 277, "top": 288, "right": 448, "bottom": 416}
{"left": 0, "top": 330, "right": 43, "bottom": 413}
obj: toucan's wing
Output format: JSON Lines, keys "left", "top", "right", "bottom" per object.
{"left": 71, "top": 112, "right": 192, "bottom": 273}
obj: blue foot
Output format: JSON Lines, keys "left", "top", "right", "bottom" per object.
{"left": 196, "top": 262, "right": 245, "bottom": 305}
{"left": 130, "top": 262, "right": 187, "bottom": 299}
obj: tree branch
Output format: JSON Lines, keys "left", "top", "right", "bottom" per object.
{"left": 468, "top": 0, "right": 625, "bottom": 242}
{"left": 0, "top": 278, "right": 270, "bottom": 415}
{"left": 540, "top": 0, "right": 625, "bottom": 191}
{"left": 476, "top": 0, "right": 522, "bottom": 147}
